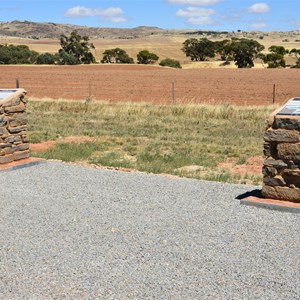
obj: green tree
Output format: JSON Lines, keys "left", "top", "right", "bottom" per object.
{"left": 36, "top": 52, "right": 57, "bottom": 64}
{"left": 137, "top": 50, "right": 159, "bottom": 64}
{"left": 268, "top": 45, "right": 288, "bottom": 56}
{"left": 290, "top": 48, "right": 300, "bottom": 68}
{"left": 101, "top": 48, "right": 134, "bottom": 64}
{"left": 0, "top": 44, "right": 38, "bottom": 64}
{"left": 59, "top": 31, "right": 95, "bottom": 64}
{"left": 214, "top": 39, "right": 233, "bottom": 63}
{"left": 182, "top": 38, "right": 215, "bottom": 61}
{"left": 263, "top": 53, "right": 286, "bottom": 68}
{"left": 159, "top": 58, "right": 182, "bottom": 69}
{"left": 56, "top": 50, "right": 79, "bottom": 65}
{"left": 229, "top": 38, "right": 264, "bottom": 68}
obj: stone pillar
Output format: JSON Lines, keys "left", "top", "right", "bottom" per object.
{"left": 262, "top": 98, "right": 300, "bottom": 203}
{"left": 0, "top": 89, "right": 29, "bottom": 164}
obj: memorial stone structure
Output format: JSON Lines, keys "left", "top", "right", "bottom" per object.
{"left": 262, "top": 97, "right": 300, "bottom": 203}
{"left": 0, "top": 88, "right": 29, "bottom": 164}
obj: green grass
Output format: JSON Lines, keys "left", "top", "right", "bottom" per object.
{"left": 28, "top": 98, "right": 277, "bottom": 184}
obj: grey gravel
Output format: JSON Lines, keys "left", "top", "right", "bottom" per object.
{"left": 1, "top": 161, "right": 299, "bottom": 299}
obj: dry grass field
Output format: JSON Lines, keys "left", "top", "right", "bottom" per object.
{"left": 1, "top": 65, "right": 300, "bottom": 105}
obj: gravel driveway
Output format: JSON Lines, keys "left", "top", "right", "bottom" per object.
{"left": 1, "top": 161, "right": 299, "bottom": 299}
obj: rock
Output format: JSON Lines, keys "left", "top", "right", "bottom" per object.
{"left": 262, "top": 185, "right": 300, "bottom": 203}
{"left": 277, "top": 143, "right": 300, "bottom": 161}
{"left": 1, "top": 97, "right": 20, "bottom": 107}
{"left": 5, "top": 136, "right": 15, "bottom": 143}
{"left": 8, "top": 113, "right": 27, "bottom": 126}
{"left": 17, "top": 143, "right": 29, "bottom": 151}
{"left": 22, "top": 135, "right": 29, "bottom": 143}
{"left": 4, "top": 103, "right": 26, "bottom": 113}
{"left": 262, "top": 166, "right": 277, "bottom": 177}
{"left": 0, "top": 143, "right": 12, "bottom": 149}
{"left": 0, "top": 127, "right": 8, "bottom": 136}
{"left": 0, "top": 154, "right": 13, "bottom": 164}
{"left": 274, "top": 117, "right": 300, "bottom": 131}
{"left": 263, "top": 175, "right": 286, "bottom": 186}
{"left": 0, "top": 116, "right": 8, "bottom": 126}
{"left": 8, "top": 125, "right": 27, "bottom": 134}
{"left": 13, "top": 150, "right": 30, "bottom": 161}
{"left": 263, "top": 159, "right": 288, "bottom": 169}
{"left": 4, "top": 146, "right": 16, "bottom": 155}
{"left": 263, "top": 142, "right": 277, "bottom": 158}
{"left": 264, "top": 129, "right": 300, "bottom": 143}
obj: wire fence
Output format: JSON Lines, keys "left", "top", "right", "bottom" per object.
{"left": 2, "top": 65, "right": 300, "bottom": 106}
{"left": 18, "top": 79, "right": 288, "bottom": 106}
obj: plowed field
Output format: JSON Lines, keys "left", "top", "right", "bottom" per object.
{"left": 1, "top": 65, "right": 300, "bottom": 105}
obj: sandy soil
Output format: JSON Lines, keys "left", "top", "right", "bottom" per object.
{"left": 1, "top": 65, "right": 300, "bottom": 105}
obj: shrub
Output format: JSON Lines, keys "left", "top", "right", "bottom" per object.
{"left": 159, "top": 58, "right": 182, "bottom": 69}
{"left": 36, "top": 52, "right": 57, "bottom": 64}
{"left": 137, "top": 50, "right": 159, "bottom": 64}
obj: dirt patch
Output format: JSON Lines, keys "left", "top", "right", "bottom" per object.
{"left": 218, "top": 156, "right": 264, "bottom": 176}
{"left": 30, "top": 141, "right": 57, "bottom": 152}
{"left": 30, "top": 136, "right": 96, "bottom": 153}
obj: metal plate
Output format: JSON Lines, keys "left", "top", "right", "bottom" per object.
{"left": 276, "top": 97, "right": 300, "bottom": 116}
{"left": 0, "top": 89, "right": 17, "bottom": 100}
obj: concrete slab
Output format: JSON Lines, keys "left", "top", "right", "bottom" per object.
{"left": 0, "top": 157, "right": 45, "bottom": 172}
{"left": 241, "top": 195, "right": 300, "bottom": 214}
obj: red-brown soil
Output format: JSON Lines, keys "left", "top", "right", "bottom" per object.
{"left": 1, "top": 65, "right": 300, "bottom": 105}
{"left": 218, "top": 156, "right": 264, "bottom": 176}
{"left": 30, "top": 136, "right": 96, "bottom": 152}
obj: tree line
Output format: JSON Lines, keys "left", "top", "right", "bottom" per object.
{"left": 0, "top": 31, "right": 299, "bottom": 69}
{"left": 182, "top": 37, "right": 300, "bottom": 68}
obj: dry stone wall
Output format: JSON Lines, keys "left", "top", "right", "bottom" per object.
{"left": 0, "top": 89, "right": 29, "bottom": 164}
{"left": 262, "top": 114, "right": 300, "bottom": 203}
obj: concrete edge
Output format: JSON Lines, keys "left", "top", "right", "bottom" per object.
{"left": 241, "top": 196, "right": 300, "bottom": 214}
{"left": 0, "top": 158, "right": 46, "bottom": 172}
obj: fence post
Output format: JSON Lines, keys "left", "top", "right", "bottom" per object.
{"left": 16, "top": 79, "right": 19, "bottom": 88}
{"left": 273, "top": 84, "right": 276, "bottom": 104}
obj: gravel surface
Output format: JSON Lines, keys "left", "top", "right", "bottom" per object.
{"left": 1, "top": 161, "right": 299, "bottom": 299}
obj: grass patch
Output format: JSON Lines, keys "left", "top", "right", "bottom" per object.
{"left": 28, "top": 99, "right": 276, "bottom": 184}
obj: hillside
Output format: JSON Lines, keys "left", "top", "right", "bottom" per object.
{"left": 0, "top": 20, "right": 169, "bottom": 39}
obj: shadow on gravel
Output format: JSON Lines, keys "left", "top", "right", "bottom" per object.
{"left": 236, "top": 189, "right": 262, "bottom": 200}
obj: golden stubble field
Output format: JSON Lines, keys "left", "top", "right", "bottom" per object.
{"left": 1, "top": 31, "right": 299, "bottom": 68}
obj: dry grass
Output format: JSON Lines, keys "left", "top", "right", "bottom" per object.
{"left": 28, "top": 98, "right": 276, "bottom": 184}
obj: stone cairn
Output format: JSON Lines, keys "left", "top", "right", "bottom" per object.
{"left": 0, "top": 89, "right": 29, "bottom": 164}
{"left": 262, "top": 106, "right": 300, "bottom": 203}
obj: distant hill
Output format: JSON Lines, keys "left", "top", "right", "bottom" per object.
{"left": 1, "top": 20, "right": 299, "bottom": 42}
{"left": 0, "top": 20, "right": 180, "bottom": 39}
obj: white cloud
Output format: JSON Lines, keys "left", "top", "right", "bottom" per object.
{"left": 64, "top": 6, "right": 127, "bottom": 22}
{"left": 167, "top": 0, "right": 222, "bottom": 5}
{"left": 247, "top": 3, "right": 270, "bottom": 14}
{"left": 176, "top": 7, "right": 215, "bottom": 17}
{"left": 176, "top": 7, "right": 215, "bottom": 24}
{"left": 188, "top": 16, "right": 214, "bottom": 25}
{"left": 251, "top": 22, "right": 267, "bottom": 29}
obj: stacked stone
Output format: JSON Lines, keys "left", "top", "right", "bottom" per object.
{"left": 262, "top": 114, "right": 300, "bottom": 203}
{"left": 0, "top": 89, "right": 29, "bottom": 164}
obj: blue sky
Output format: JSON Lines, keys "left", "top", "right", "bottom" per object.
{"left": 0, "top": 1, "right": 299, "bottom": 32}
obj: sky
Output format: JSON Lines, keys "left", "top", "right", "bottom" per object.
{"left": 0, "top": 0, "right": 299, "bottom": 32}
